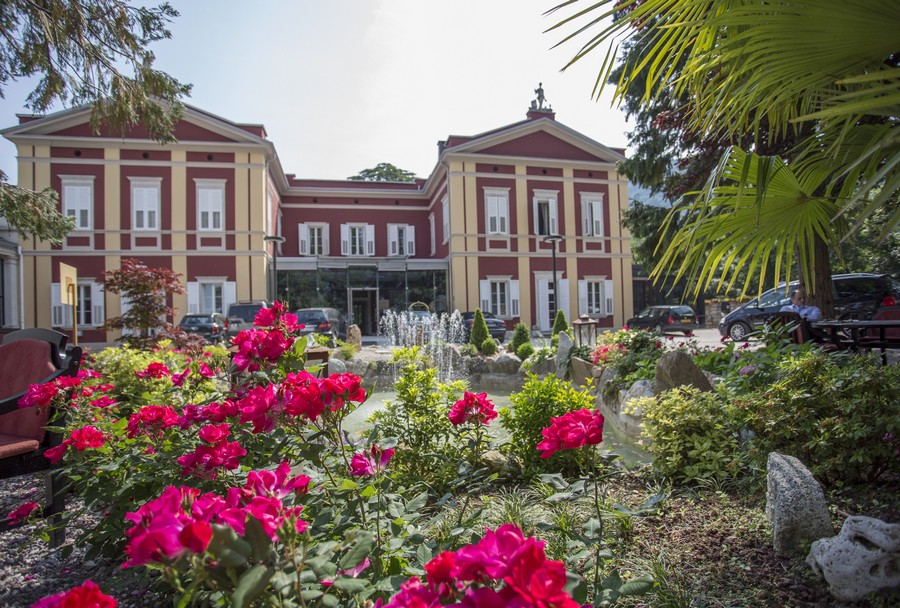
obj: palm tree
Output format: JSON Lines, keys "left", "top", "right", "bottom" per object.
{"left": 548, "top": 0, "right": 900, "bottom": 311}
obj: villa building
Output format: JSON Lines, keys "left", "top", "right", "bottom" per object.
{"left": 1, "top": 96, "right": 632, "bottom": 342}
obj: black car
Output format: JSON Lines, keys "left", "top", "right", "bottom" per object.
{"left": 460, "top": 311, "right": 507, "bottom": 342}
{"left": 718, "top": 273, "right": 900, "bottom": 340}
{"left": 177, "top": 313, "right": 229, "bottom": 343}
{"left": 625, "top": 305, "right": 699, "bottom": 335}
{"left": 293, "top": 308, "right": 347, "bottom": 344}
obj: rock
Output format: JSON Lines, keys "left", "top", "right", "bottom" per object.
{"left": 466, "top": 355, "right": 489, "bottom": 376}
{"left": 655, "top": 350, "right": 714, "bottom": 393}
{"left": 807, "top": 516, "right": 900, "bottom": 602}
{"left": 524, "top": 357, "right": 556, "bottom": 376}
{"left": 555, "top": 332, "right": 574, "bottom": 377}
{"left": 621, "top": 380, "right": 655, "bottom": 416}
{"left": 480, "top": 450, "right": 513, "bottom": 476}
{"left": 766, "top": 453, "right": 833, "bottom": 555}
{"left": 346, "top": 324, "right": 362, "bottom": 349}
{"left": 488, "top": 352, "right": 522, "bottom": 375}
{"left": 327, "top": 357, "right": 347, "bottom": 374}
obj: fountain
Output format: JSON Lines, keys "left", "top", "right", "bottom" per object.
{"left": 378, "top": 309, "right": 467, "bottom": 382}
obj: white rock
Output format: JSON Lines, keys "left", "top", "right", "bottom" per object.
{"left": 766, "top": 452, "right": 833, "bottom": 555}
{"left": 807, "top": 516, "right": 900, "bottom": 602}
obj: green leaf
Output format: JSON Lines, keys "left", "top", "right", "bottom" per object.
{"left": 338, "top": 479, "right": 359, "bottom": 491}
{"left": 243, "top": 516, "right": 273, "bottom": 562}
{"left": 416, "top": 543, "right": 432, "bottom": 566}
{"left": 406, "top": 491, "right": 429, "bottom": 513}
{"left": 207, "top": 524, "right": 251, "bottom": 568}
{"left": 331, "top": 577, "right": 369, "bottom": 593}
{"left": 619, "top": 574, "right": 656, "bottom": 595}
{"left": 232, "top": 565, "right": 275, "bottom": 608}
{"left": 338, "top": 532, "right": 376, "bottom": 570}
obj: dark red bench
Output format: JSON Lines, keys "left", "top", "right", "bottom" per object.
{"left": 0, "top": 329, "right": 82, "bottom": 546}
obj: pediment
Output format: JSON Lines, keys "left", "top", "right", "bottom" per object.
{"left": 2, "top": 104, "right": 268, "bottom": 146}
{"left": 446, "top": 118, "right": 625, "bottom": 165}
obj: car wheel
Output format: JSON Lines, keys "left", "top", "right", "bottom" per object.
{"left": 683, "top": 331, "right": 694, "bottom": 337}
{"left": 728, "top": 321, "right": 751, "bottom": 340}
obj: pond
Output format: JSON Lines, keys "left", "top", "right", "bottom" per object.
{"left": 343, "top": 390, "right": 651, "bottom": 466}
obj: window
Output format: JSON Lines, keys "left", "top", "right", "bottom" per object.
{"left": 201, "top": 283, "right": 223, "bottom": 313}
{"left": 196, "top": 180, "right": 225, "bottom": 231}
{"left": 299, "top": 223, "right": 329, "bottom": 255}
{"left": 389, "top": 224, "right": 416, "bottom": 257}
{"left": 130, "top": 178, "right": 161, "bottom": 231}
{"left": 484, "top": 188, "right": 509, "bottom": 235}
{"left": 60, "top": 176, "right": 93, "bottom": 230}
{"left": 581, "top": 193, "right": 604, "bottom": 237}
{"left": 442, "top": 196, "right": 450, "bottom": 243}
{"left": 533, "top": 190, "right": 558, "bottom": 236}
{"left": 51, "top": 281, "right": 104, "bottom": 327}
{"left": 479, "top": 279, "right": 520, "bottom": 318}
{"left": 340, "top": 224, "right": 375, "bottom": 256}
{"left": 578, "top": 279, "right": 614, "bottom": 317}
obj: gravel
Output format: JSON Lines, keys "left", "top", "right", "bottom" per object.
{"left": 0, "top": 472, "right": 171, "bottom": 607}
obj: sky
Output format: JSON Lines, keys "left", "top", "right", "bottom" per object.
{"left": 0, "top": 0, "right": 634, "bottom": 184}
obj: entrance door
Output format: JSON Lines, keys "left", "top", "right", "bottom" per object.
{"left": 535, "top": 273, "right": 569, "bottom": 332}
{"left": 349, "top": 288, "right": 378, "bottom": 335}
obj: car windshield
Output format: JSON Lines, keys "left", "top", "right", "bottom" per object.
{"left": 295, "top": 311, "right": 326, "bottom": 323}
{"left": 181, "top": 315, "right": 211, "bottom": 323}
{"left": 229, "top": 305, "right": 264, "bottom": 322}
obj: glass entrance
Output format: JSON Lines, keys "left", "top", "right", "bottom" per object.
{"left": 349, "top": 288, "right": 378, "bottom": 335}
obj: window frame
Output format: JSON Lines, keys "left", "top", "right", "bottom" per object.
{"left": 532, "top": 189, "right": 559, "bottom": 236}
{"left": 59, "top": 175, "right": 95, "bottom": 231}
{"left": 195, "top": 179, "right": 225, "bottom": 232}
{"left": 484, "top": 188, "right": 510, "bottom": 236}
{"left": 129, "top": 177, "right": 162, "bottom": 232}
{"left": 580, "top": 192, "right": 605, "bottom": 239}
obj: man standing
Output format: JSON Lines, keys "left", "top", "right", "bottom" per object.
{"left": 780, "top": 288, "right": 823, "bottom": 321}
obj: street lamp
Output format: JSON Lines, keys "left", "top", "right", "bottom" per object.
{"left": 543, "top": 233, "right": 563, "bottom": 329}
{"left": 264, "top": 235, "right": 285, "bottom": 303}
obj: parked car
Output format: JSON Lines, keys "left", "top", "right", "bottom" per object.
{"left": 293, "top": 308, "right": 347, "bottom": 345}
{"left": 625, "top": 305, "right": 699, "bottom": 335}
{"left": 460, "top": 311, "right": 507, "bottom": 342}
{"left": 226, "top": 301, "right": 271, "bottom": 337}
{"left": 718, "top": 273, "right": 900, "bottom": 340}
{"left": 177, "top": 313, "right": 229, "bottom": 343}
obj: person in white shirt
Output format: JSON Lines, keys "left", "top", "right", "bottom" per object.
{"left": 780, "top": 288, "right": 822, "bottom": 321}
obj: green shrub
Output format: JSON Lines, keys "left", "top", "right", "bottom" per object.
{"left": 552, "top": 309, "right": 569, "bottom": 336}
{"left": 499, "top": 373, "right": 596, "bottom": 477}
{"left": 367, "top": 349, "right": 469, "bottom": 491}
{"left": 632, "top": 386, "right": 740, "bottom": 485}
{"left": 509, "top": 323, "right": 531, "bottom": 353}
{"left": 459, "top": 342, "right": 478, "bottom": 357}
{"left": 734, "top": 352, "right": 900, "bottom": 484}
{"left": 470, "top": 308, "right": 490, "bottom": 351}
{"left": 517, "top": 342, "right": 535, "bottom": 360}
{"left": 481, "top": 337, "right": 498, "bottom": 355}
{"left": 592, "top": 329, "right": 665, "bottom": 398}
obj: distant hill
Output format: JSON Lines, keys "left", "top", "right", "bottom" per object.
{"left": 628, "top": 183, "right": 669, "bottom": 208}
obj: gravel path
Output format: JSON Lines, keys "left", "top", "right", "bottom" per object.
{"left": 0, "top": 473, "right": 170, "bottom": 607}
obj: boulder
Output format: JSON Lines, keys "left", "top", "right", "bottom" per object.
{"left": 466, "top": 355, "right": 489, "bottom": 376}
{"left": 555, "top": 332, "right": 574, "bottom": 377}
{"left": 807, "top": 516, "right": 900, "bottom": 602}
{"left": 480, "top": 450, "right": 513, "bottom": 476}
{"left": 621, "top": 380, "right": 655, "bottom": 416}
{"left": 655, "top": 350, "right": 714, "bottom": 393}
{"left": 327, "top": 358, "right": 347, "bottom": 374}
{"left": 766, "top": 453, "right": 833, "bottom": 555}
{"left": 488, "top": 352, "right": 522, "bottom": 375}
{"left": 346, "top": 324, "right": 363, "bottom": 349}
{"left": 524, "top": 357, "right": 556, "bottom": 377}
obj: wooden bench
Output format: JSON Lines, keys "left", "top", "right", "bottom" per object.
{"left": 0, "top": 329, "right": 82, "bottom": 546}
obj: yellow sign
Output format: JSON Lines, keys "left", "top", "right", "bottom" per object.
{"left": 59, "top": 262, "right": 78, "bottom": 307}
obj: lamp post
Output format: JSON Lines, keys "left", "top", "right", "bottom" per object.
{"left": 542, "top": 233, "right": 563, "bottom": 329}
{"left": 264, "top": 235, "right": 285, "bottom": 303}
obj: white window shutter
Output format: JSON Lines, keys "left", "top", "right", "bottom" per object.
{"left": 322, "top": 223, "right": 330, "bottom": 255}
{"left": 51, "top": 283, "right": 63, "bottom": 327}
{"left": 187, "top": 282, "right": 200, "bottom": 314}
{"left": 388, "top": 225, "right": 398, "bottom": 256}
{"left": 479, "top": 280, "right": 490, "bottom": 312}
{"left": 91, "top": 282, "right": 105, "bottom": 327}
{"left": 510, "top": 280, "right": 520, "bottom": 317}
{"left": 559, "top": 279, "right": 569, "bottom": 321}
{"left": 366, "top": 224, "right": 375, "bottom": 256}
{"left": 499, "top": 206, "right": 507, "bottom": 234}
{"left": 406, "top": 225, "right": 416, "bottom": 256}
{"left": 298, "top": 224, "right": 309, "bottom": 255}
{"left": 604, "top": 280, "right": 614, "bottom": 317}
{"left": 340, "top": 224, "right": 349, "bottom": 255}
{"left": 582, "top": 201, "right": 590, "bottom": 235}
{"left": 224, "top": 282, "right": 237, "bottom": 314}
{"left": 578, "top": 280, "right": 588, "bottom": 315}
{"left": 550, "top": 201, "right": 558, "bottom": 235}
{"left": 592, "top": 201, "right": 603, "bottom": 236}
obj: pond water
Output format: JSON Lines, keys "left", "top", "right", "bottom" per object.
{"left": 342, "top": 390, "right": 651, "bottom": 466}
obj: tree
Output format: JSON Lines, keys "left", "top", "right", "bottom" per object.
{"left": 469, "top": 309, "right": 490, "bottom": 351}
{"left": 100, "top": 258, "right": 185, "bottom": 347}
{"left": 0, "top": 1, "right": 191, "bottom": 242}
{"left": 548, "top": 0, "right": 899, "bottom": 313}
{"left": 347, "top": 163, "right": 418, "bottom": 182}
{"left": 552, "top": 309, "right": 568, "bottom": 336}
